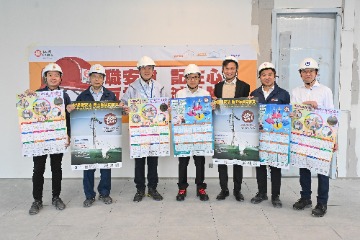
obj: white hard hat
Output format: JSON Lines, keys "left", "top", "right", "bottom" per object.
{"left": 184, "top": 64, "right": 201, "bottom": 77}
{"left": 224, "top": 56, "right": 238, "bottom": 62}
{"left": 42, "top": 63, "right": 63, "bottom": 78}
{"left": 299, "top": 58, "right": 319, "bottom": 70}
{"left": 89, "top": 64, "right": 106, "bottom": 76}
{"left": 137, "top": 56, "right": 156, "bottom": 69}
{"left": 223, "top": 56, "right": 239, "bottom": 68}
{"left": 258, "top": 62, "right": 276, "bottom": 73}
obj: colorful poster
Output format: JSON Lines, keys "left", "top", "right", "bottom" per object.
{"left": 16, "top": 90, "right": 68, "bottom": 157}
{"left": 70, "top": 101, "right": 122, "bottom": 170}
{"left": 170, "top": 96, "right": 214, "bottom": 157}
{"left": 213, "top": 98, "right": 259, "bottom": 166}
{"left": 290, "top": 104, "right": 339, "bottom": 176}
{"left": 258, "top": 104, "right": 292, "bottom": 169}
{"left": 129, "top": 98, "right": 170, "bottom": 158}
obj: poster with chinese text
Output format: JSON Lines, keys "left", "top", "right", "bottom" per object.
{"left": 16, "top": 90, "right": 68, "bottom": 157}
{"left": 213, "top": 98, "right": 259, "bottom": 166}
{"left": 129, "top": 98, "right": 170, "bottom": 158}
{"left": 259, "top": 104, "right": 292, "bottom": 169}
{"left": 290, "top": 104, "right": 339, "bottom": 176}
{"left": 70, "top": 101, "right": 122, "bottom": 170}
{"left": 171, "top": 96, "right": 214, "bottom": 157}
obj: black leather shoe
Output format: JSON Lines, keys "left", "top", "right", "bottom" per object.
{"left": 176, "top": 189, "right": 187, "bottom": 201}
{"left": 148, "top": 188, "right": 163, "bottom": 201}
{"left": 197, "top": 188, "right": 209, "bottom": 201}
{"left": 311, "top": 203, "right": 327, "bottom": 217}
{"left": 271, "top": 195, "right": 282, "bottom": 208}
{"left": 234, "top": 191, "right": 244, "bottom": 202}
{"left": 216, "top": 189, "right": 229, "bottom": 200}
{"left": 251, "top": 192, "right": 268, "bottom": 204}
{"left": 293, "top": 198, "right": 312, "bottom": 210}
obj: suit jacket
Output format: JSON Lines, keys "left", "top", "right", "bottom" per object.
{"left": 214, "top": 78, "right": 250, "bottom": 98}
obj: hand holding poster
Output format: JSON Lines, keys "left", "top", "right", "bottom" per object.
{"left": 213, "top": 98, "right": 259, "bottom": 166}
{"left": 129, "top": 98, "right": 170, "bottom": 158}
{"left": 290, "top": 103, "right": 339, "bottom": 176}
{"left": 70, "top": 101, "right": 122, "bottom": 170}
{"left": 259, "top": 104, "right": 292, "bottom": 169}
{"left": 170, "top": 96, "right": 214, "bottom": 157}
{"left": 16, "top": 90, "right": 68, "bottom": 157}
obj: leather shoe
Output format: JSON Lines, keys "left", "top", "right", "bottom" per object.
{"left": 234, "top": 191, "right": 244, "bottom": 202}
{"left": 216, "top": 189, "right": 229, "bottom": 200}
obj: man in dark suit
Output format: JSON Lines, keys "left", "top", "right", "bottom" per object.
{"left": 214, "top": 56, "right": 250, "bottom": 201}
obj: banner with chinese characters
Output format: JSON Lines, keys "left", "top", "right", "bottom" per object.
{"left": 170, "top": 96, "right": 214, "bottom": 157}
{"left": 213, "top": 98, "right": 259, "bottom": 166}
{"left": 258, "top": 104, "right": 292, "bottom": 169}
{"left": 70, "top": 101, "right": 122, "bottom": 170}
{"left": 129, "top": 98, "right": 170, "bottom": 158}
{"left": 16, "top": 90, "right": 68, "bottom": 157}
{"left": 28, "top": 45, "right": 257, "bottom": 102}
{"left": 290, "top": 104, "right": 339, "bottom": 176}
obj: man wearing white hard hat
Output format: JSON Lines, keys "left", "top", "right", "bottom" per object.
{"left": 291, "top": 57, "right": 336, "bottom": 217}
{"left": 250, "top": 62, "right": 290, "bottom": 208}
{"left": 27, "top": 63, "right": 71, "bottom": 215}
{"left": 175, "top": 64, "right": 211, "bottom": 201}
{"left": 213, "top": 56, "right": 250, "bottom": 201}
{"left": 74, "top": 64, "right": 118, "bottom": 208}
{"left": 122, "top": 56, "right": 167, "bottom": 202}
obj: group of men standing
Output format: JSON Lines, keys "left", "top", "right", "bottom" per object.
{"left": 26, "top": 55, "right": 336, "bottom": 219}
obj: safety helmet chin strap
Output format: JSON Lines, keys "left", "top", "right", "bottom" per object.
{"left": 304, "top": 79, "right": 316, "bottom": 86}
{"left": 187, "top": 84, "right": 198, "bottom": 90}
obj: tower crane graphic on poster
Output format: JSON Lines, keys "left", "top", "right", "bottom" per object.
{"left": 258, "top": 104, "right": 292, "bottom": 169}
{"left": 290, "top": 103, "right": 339, "bottom": 176}
{"left": 170, "top": 96, "right": 214, "bottom": 157}
{"left": 129, "top": 98, "right": 170, "bottom": 158}
{"left": 16, "top": 90, "right": 68, "bottom": 157}
{"left": 213, "top": 98, "right": 259, "bottom": 166}
{"left": 70, "top": 101, "right": 122, "bottom": 170}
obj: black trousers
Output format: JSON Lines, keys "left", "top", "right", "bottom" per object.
{"left": 218, "top": 164, "right": 243, "bottom": 192}
{"left": 178, "top": 155, "right": 206, "bottom": 190}
{"left": 32, "top": 153, "right": 63, "bottom": 201}
{"left": 134, "top": 157, "right": 159, "bottom": 190}
{"left": 255, "top": 165, "right": 281, "bottom": 196}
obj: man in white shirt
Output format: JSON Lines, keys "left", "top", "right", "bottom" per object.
{"left": 291, "top": 57, "right": 336, "bottom": 217}
{"left": 122, "top": 56, "right": 167, "bottom": 202}
{"left": 175, "top": 64, "right": 210, "bottom": 201}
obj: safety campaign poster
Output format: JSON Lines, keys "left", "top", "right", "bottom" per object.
{"left": 170, "top": 96, "right": 214, "bottom": 157}
{"left": 213, "top": 98, "right": 259, "bottom": 166}
{"left": 70, "top": 101, "right": 122, "bottom": 170}
{"left": 129, "top": 98, "right": 170, "bottom": 158}
{"left": 258, "top": 104, "right": 292, "bottom": 169}
{"left": 290, "top": 104, "right": 339, "bottom": 176}
{"left": 16, "top": 90, "right": 68, "bottom": 157}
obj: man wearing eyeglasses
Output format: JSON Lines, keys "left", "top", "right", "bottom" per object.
{"left": 121, "top": 56, "right": 167, "bottom": 202}
{"left": 70, "top": 64, "right": 118, "bottom": 208}
{"left": 291, "top": 57, "right": 337, "bottom": 217}
{"left": 174, "top": 64, "right": 211, "bottom": 201}
{"left": 213, "top": 56, "right": 250, "bottom": 202}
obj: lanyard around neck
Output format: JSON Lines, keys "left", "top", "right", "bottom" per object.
{"left": 140, "top": 80, "right": 154, "bottom": 98}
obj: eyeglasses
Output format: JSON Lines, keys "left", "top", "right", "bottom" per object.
{"left": 301, "top": 69, "right": 316, "bottom": 74}
{"left": 186, "top": 76, "right": 200, "bottom": 80}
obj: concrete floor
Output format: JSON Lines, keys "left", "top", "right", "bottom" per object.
{"left": 1, "top": 178, "right": 360, "bottom": 240}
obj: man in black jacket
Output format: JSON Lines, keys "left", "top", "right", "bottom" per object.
{"left": 73, "top": 64, "right": 118, "bottom": 208}
{"left": 214, "top": 56, "right": 250, "bottom": 201}
{"left": 250, "top": 62, "right": 290, "bottom": 208}
{"left": 28, "top": 63, "right": 71, "bottom": 215}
